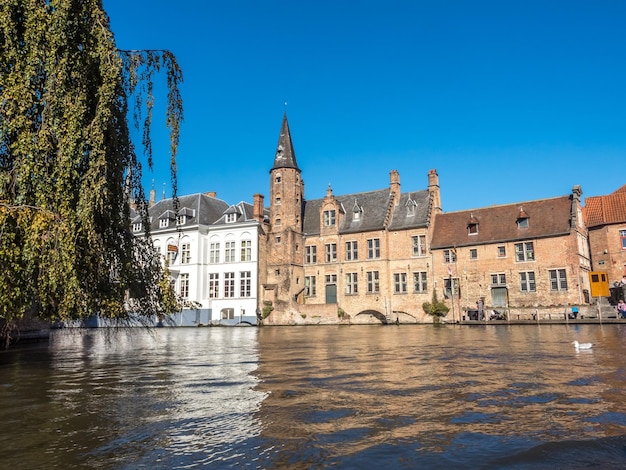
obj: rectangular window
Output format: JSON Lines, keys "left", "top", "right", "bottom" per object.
{"left": 179, "top": 273, "right": 189, "bottom": 298}
{"left": 325, "top": 243, "right": 337, "bottom": 263}
{"left": 132, "top": 222, "right": 142, "bottom": 232}
{"left": 519, "top": 271, "right": 536, "bottom": 292}
{"left": 240, "top": 271, "right": 251, "bottom": 297}
{"left": 394, "top": 273, "right": 408, "bottom": 293}
{"left": 224, "top": 272, "right": 235, "bottom": 298}
{"left": 491, "top": 273, "right": 506, "bottom": 286}
{"left": 444, "top": 249, "right": 457, "bottom": 263}
{"left": 323, "top": 210, "right": 336, "bottom": 227}
{"left": 209, "top": 242, "right": 220, "bottom": 264}
{"left": 515, "top": 242, "right": 535, "bottom": 262}
{"left": 412, "top": 235, "right": 427, "bottom": 257}
{"left": 159, "top": 218, "right": 169, "bottom": 228}
{"left": 176, "top": 215, "right": 186, "bottom": 225}
{"left": 346, "top": 241, "right": 358, "bottom": 261}
{"left": 444, "top": 277, "right": 460, "bottom": 298}
{"left": 305, "top": 276, "right": 316, "bottom": 296}
{"left": 413, "top": 271, "right": 427, "bottom": 293}
{"left": 497, "top": 246, "right": 506, "bottom": 258}
{"left": 621, "top": 230, "right": 626, "bottom": 250}
{"left": 180, "top": 243, "right": 191, "bottom": 264}
{"left": 469, "top": 248, "right": 478, "bottom": 260}
{"left": 468, "top": 223, "right": 478, "bottom": 235}
{"left": 167, "top": 249, "right": 176, "bottom": 266}
{"left": 226, "top": 213, "right": 236, "bottom": 223}
{"left": 240, "top": 240, "right": 252, "bottom": 262}
{"left": 549, "top": 269, "right": 568, "bottom": 291}
{"left": 345, "top": 272, "right": 358, "bottom": 294}
{"left": 367, "top": 238, "right": 380, "bottom": 259}
{"left": 305, "top": 245, "right": 317, "bottom": 264}
{"left": 225, "top": 241, "right": 236, "bottom": 263}
{"left": 325, "top": 274, "right": 337, "bottom": 284}
{"left": 367, "top": 271, "right": 380, "bottom": 293}
{"left": 208, "top": 273, "right": 219, "bottom": 298}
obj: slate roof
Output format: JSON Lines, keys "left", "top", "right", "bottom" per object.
{"left": 302, "top": 188, "right": 430, "bottom": 235}
{"left": 271, "top": 113, "right": 299, "bottom": 171}
{"left": 583, "top": 185, "right": 626, "bottom": 228}
{"left": 135, "top": 193, "right": 229, "bottom": 231}
{"left": 213, "top": 201, "right": 267, "bottom": 225}
{"left": 430, "top": 195, "right": 574, "bottom": 249}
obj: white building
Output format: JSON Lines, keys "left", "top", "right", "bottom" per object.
{"left": 132, "top": 192, "right": 267, "bottom": 326}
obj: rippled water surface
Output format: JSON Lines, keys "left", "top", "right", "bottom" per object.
{"left": 2, "top": 324, "right": 626, "bottom": 469}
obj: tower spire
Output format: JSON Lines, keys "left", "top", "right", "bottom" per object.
{"left": 272, "top": 113, "right": 299, "bottom": 171}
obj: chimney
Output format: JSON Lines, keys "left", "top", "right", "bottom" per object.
{"left": 205, "top": 191, "right": 217, "bottom": 198}
{"left": 149, "top": 187, "right": 156, "bottom": 207}
{"left": 428, "top": 169, "right": 441, "bottom": 214}
{"left": 253, "top": 193, "right": 265, "bottom": 222}
{"left": 390, "top": 169, "right": 400, "bottom": 206}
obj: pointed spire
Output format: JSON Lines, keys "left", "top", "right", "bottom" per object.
{"left": 272, "top": 113, "right": 299, "bottom": 171}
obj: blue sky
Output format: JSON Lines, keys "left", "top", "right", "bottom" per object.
{"left": 103, "top": 0, "right": 626, "bottom": 212}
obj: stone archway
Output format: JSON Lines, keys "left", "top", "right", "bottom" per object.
{"left": 354, "top": 309, "right": 388, "bottom": 324}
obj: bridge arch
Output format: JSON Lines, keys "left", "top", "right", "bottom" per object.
{"left": 354, "top": 309, "right": 388, "bottom": 324}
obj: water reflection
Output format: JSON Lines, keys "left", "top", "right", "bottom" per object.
{"left": 1, "top": 325, "right": 626, "bottom": 468}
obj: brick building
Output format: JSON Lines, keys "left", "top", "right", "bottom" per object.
{"left": 583, "top": 185, "right": 626, "bottom": 286}
{"left": 430, "top": 187, "right": 591, "bottom": 319}
{"left": 261, "top": 114, "right": 442, "bottom": 324}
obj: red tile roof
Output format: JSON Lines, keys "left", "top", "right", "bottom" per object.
{"left": 583, "top": 186, "right": 626, "bottom": 228}
{"left": 431, "top": 196, "right": 573, "bottom": 249}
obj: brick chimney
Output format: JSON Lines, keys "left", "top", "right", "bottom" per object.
{"left": 390, "top": 169, "right": 401, "bottom": 206}
{"left": 205, "top": 191, "right": 217, "bottom": 198}
{"left": 253, "top": 193, "right": 265, "bottom": 222}
{"left": 428, "top": 169, "right": 441, "bottom": 214}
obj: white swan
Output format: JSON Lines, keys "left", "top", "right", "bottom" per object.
{"left": 573, "top": 340, "right": 593, "bottom": 349}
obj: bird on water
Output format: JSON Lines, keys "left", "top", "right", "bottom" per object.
{"left": 573, "top": 340, "right": 593, "bottom": 349}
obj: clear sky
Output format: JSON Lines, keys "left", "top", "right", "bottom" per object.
{"left": 103, "top": 0, "right": 626, "bottom": 213}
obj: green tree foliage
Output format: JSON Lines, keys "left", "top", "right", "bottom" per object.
{"left": 0, "top": 0, "right": 183, "bottom": 342}
{"left": 422, "top": 291, "right": 450, "bottom": 323}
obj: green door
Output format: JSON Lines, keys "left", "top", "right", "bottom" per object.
{"left": 325, "top": 284, "right": 337, "bottom": 304}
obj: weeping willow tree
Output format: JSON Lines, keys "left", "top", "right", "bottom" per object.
{"left": 0, "top": 0, "right": 183, "bottom": 344}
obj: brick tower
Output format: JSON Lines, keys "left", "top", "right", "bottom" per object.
{"left": 263, "top": 113, "right": 305, "bottom": 312}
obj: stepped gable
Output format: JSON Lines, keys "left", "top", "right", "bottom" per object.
{"left": 302, "top": 188, "right": 430, "bottom": 236}
{"left": 583, "top": 185, "right": 626, "bottom": 228}
{"left": 431, "top": 195, "right": 573, "bottom": 249}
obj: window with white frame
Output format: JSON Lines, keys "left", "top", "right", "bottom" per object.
{"left": 621, "top": 230, "right": 626, "bottom": 250}
{"left": 497, "top": 246, "right": 506, "bottom": 258}
{"left": 491, "top": 273, "right": 506, "bottom": 286}
{"left": 240, "top": 271, "right": 251, "bottom": 297}
{"left": 132, "top": 222, "right": 142, "bottom": 232}
{"left": 225, "top": 241, "right": 236, "bottom": 262}
{"left": 367, "top": 238, "right": 380, "bottom": 259}
{"left": 179, "top": 273, "right": 189, "bottom": 298}
{"left": 444, "top": 249, "right": 457, "bottom": 263}
{"left": 413, "top": 271, "right": 427, "bottom": 293}
{"left": 515, "top": 242, "right": 535, "bottom": 261}
{"left": 176, "top": 215, "right": 186, "bottom": 225}
{"left": 549, "top": 269, "right": 568, "bottom": 291}
{"left": 394, "top": 273, "right": 408, "bottom": 293}
{"left": 345, "top": 241, "right": 358, "bottom": 261}
{"left": 221, "top": 308, "right": 234, "bottom": 320}
{"left": 412, "top": 235, "right": 427, "bottom": 257}
{"left": 159, "top": 218, "right": 169, "bottom": 228}
{"left": 180, "top": 243, "right": 191, "bottom": 264}
{"left": 226, "top": 213, "right": 236, "bottom": 223}
{"left": 367, "top": 271, "right": 380, "bottom": 293}
{"left": 224, "top": 272, "right": 235, "bottom": 297}
{"left": 469, "top": 248, "right": 478, "bottom": 260}
{"left": 325, "top": 274, "right": 337, "bottom": 284}
{"left": 444, "top": 277, "right": 460, "bottom": 298}
{"left": 305, "top": 276, "right": 316, "bottom": 296}
{"left": 323, "top": 210, "right": 336, "bottom": 227}
{"left": 519, "top": 271, "right": 536, "bottom": 292}
{"left": 325, "top": 243, "right": 337, "bottom": 263}
{"left": 209, "top": 242, "right": 220, "bottom": 264}
{"left": 305, "top": 245, "right": 317, "bottom": 264}
{"left": 240, "top": 240, "right": 251, "bottom": 262}
{"left": 345, "top": 272, "right": 358, "bottom": 294}
{"left": 208, "top": 273, "right": 219, "bottom": 298}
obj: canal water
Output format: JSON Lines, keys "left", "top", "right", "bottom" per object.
{"left": 2, "top": 324, "right": 626, "bottom": 469}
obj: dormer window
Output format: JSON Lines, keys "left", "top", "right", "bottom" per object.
{"left": 517, "top": 207, "right": 529, "bottom": 228}
{"left": 467, "top": 214, "right": 479, "bottom": 235}
{"left": 132, "top": 222, "right": 142, "bottom": 232}
{"left": 226, "top": 213, "right": 236, "bottom": 223}
{"left": 323, "top": 209, "right": 336, "bottom": 227}
{"left": 352, "top": 200, "right": 363, "bottom": 221}
{"left": 159, "top": 218, "right": 169, "bottom": 228}
{"left": 176, "top": 215, "right": 186, "bottom": 225}
{"left": 406, "top": 197, "right": 417, "bottom": 217}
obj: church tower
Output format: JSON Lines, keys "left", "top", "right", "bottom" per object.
{"left": 263, "top": 113, "right": 306, "bottom": 313}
